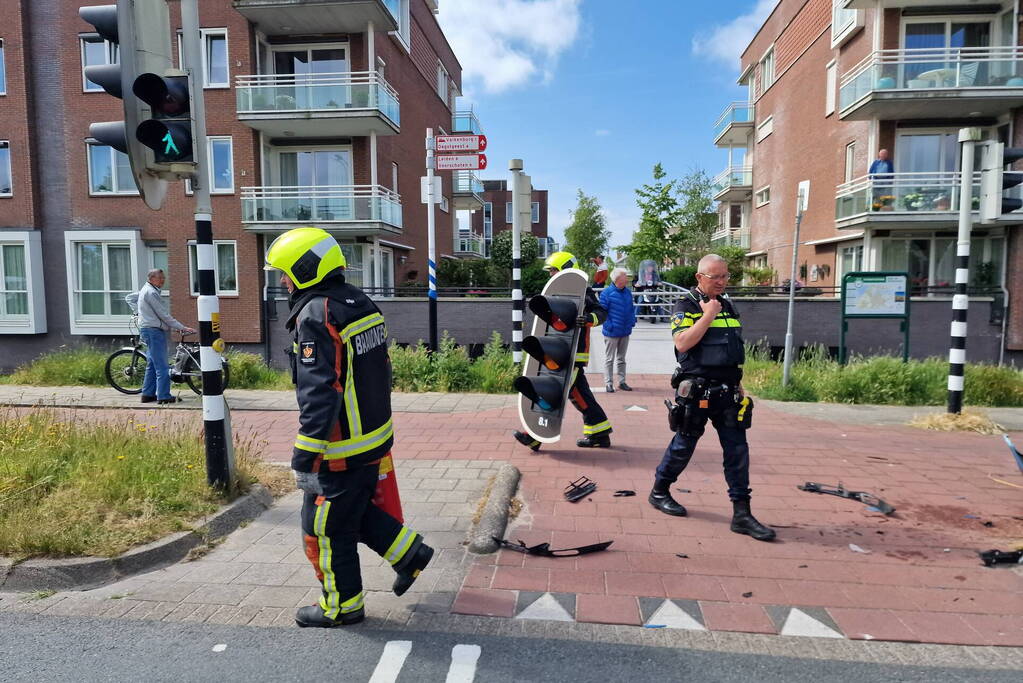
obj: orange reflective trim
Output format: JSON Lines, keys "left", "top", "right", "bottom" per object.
{"left": 323, "top": 299, "right": 344, "bottom": 393}
{"left": 303, "top": 533, "right": 324, "bottom": 583}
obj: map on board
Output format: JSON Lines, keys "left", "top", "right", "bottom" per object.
{"left": 844, "top": 274, "right": 908, "bottom": 317}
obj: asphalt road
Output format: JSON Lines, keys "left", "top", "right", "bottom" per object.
{"left": 2, "top": 612, "right": 1015, "bottom": 683}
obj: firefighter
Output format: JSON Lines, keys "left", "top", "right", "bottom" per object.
{"left": 264, "top": 227, "right": 433, "bottom": 628}
{"left": 513, "top": 251, "right": 613, "bottom": 451}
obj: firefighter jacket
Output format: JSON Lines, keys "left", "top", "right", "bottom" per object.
{"left": 286, "top": 274, "right": 393, "bottom": 474}
{"left": 669, "top": 288, "right": 745, "bottom": 384}
{"left": 575, "top": 286, "right": 608, "bottom": 367}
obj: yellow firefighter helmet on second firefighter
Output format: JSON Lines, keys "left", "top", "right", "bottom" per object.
{"left": 264, "top": 227, "right": 346, "bottom": 289}
{"left": 543, "top": 251, "right": 577, "bottom": 273}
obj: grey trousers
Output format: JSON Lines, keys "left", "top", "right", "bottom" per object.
{"left": 603, "top": 335, "right": 630, "bottom": 385}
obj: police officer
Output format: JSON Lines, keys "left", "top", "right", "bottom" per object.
{"left": 648, "top": 254, "right": 775, "bottom": 541}
{"left": 513, "top": 251, "right": 613, "bottom": 450}
{"left": 265, "top": 228, "right": 433, "bottom": 627}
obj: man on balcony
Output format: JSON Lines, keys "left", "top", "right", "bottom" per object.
{"left": 869, "top": 149, "right": 894, "bottom": 209}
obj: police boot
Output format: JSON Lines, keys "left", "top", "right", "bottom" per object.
{"left": 295, "top": 604, "right": 365, "bottom": 628}
{"left": 730, "top": 499, "right": 776, "bottom": 541}
{"left": 392, "top": 537, "right": 434, "bottom": 597}
{"left": 648, "top": 479, "right": 687, "bottom": 517}
{"left": 513, "top": 430, "right": 541, "bottom": 452}
{"left": 577, "top": 433, "right": 611, "bottom": 448}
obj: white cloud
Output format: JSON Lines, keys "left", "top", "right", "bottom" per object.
{"left": 692, "top": 0, "right": 777, "bottom": 67}
{"left": 437, "top": 0, "right": 582, "bottom": 95}
{"left": 594, "top": 129, "right": 610, "bottom": 137}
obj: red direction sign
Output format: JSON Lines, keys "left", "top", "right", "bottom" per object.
{"left": 435, "top": 153, "right": 487, "bottom": 171}
{"left": 436, "top": 134, "right": 487, "bottom": 153}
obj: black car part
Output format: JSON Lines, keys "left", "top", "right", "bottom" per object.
{"left": 797, "top": 481, "right": 896, "bottom": 516}
{"left": 565, "top": 476, "right": 597, "bottom": 502}
{"left": 493, "top": 537, "right": 614, "bottom": 557}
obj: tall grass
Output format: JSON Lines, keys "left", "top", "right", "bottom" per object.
{"left": 390, "top": 332, "right": 516, "bottom": 394}
{"left": 743, "top": 344, "right": 1023, "bottom": 406}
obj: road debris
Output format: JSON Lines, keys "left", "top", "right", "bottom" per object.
{"left": 1004, "top": 434, "right": 1023, "bottom": 473}
{"left": 564, "top": 476, "right": 597, "bottom": 503}
{"left": 492, "top": 537, "right": 613, "bottom": 557}
{"left": 979, "top": 549, "right": 1023, "bottom": 567}
{"left": 797, "top": 481, "right": 896, "bottom": 516}
{"left": 848, "top": 544, "right": 870, "bottom": 554}
{"left": 613, "top": 490, "right": 636, "bottom": 497}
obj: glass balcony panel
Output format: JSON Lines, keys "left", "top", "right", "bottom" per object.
{"left": 452, "top": 171, "right": 483, "bottom": 195}
{"left": 242, "top": 186, "right": 402, "bottom": 228}
{"left": 452, "top": 110, "right": 482, "bottom": 134}
{"left": 835, "top": 172, "right": 986, "bottom": 221}
{"left": 713, "top": 102, "right": 754, "bottom": 139}
{"left": 235, "top": 72, "right": 400, "bottom": 127}
{"left": 712, "top": 166, "right": 753, "bottom": 195}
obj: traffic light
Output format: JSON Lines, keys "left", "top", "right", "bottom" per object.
{"left": 79, "top": 1, "right": 175, "bottom": 209}
{"left": 979, "top": 141, "right": 1023, "bottom": 223}
{"left": 514, "top": 295, "right": 581, "bottom": 417}
{"left": 134, "top": 73, "right": 194, "bottom": 163}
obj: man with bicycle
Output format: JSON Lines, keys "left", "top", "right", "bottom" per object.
{"left": 136, "top": 269, "right": 195, "bottom": 404}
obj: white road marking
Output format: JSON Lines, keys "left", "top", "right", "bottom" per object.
{"left": 779, "top": 608, "right": 844, "bottom": 639}
{"left": 368, "top": 640, "right": 413, "bottom": 683}
{"left": 644, "top": 600, "right": 706, "bottom": 631}
{"left": 211, "top": 644, "right": 227, "bottom": 653}
{"left": 445, "top": 644, "right": 482, "bottom": 683}
{"left": 516, "top": 593, "right": 574, "bottom": 622}
{"left": 625, "top": 405, "right": 648, "bottom": 412}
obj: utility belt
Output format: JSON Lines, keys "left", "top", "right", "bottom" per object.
{"left": 664, "top": 370, "right": 752, "bottom": 436}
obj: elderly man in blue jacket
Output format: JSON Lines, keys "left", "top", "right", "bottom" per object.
{"left": 599, "top": 267, "right": 638, "bottom": 393}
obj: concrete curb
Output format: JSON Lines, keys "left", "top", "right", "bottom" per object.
{"left": 0, "top": 485, "right": 274, "bottom": 592}
{"left": 466, "top": 463, "right": 521, "bottom": 554}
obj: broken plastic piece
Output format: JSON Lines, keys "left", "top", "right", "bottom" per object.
{"left": 565, "top": 476, "right": 597, "bottom": 502}
{"left": 675, "top": 553, "right": 689, "bottom": 559}
{"left": 797, "top": 481, "right": 896, "bottom": 516}
{"left": 979, "top": 549, "right": 1023, "bottom": 567}
{"left": 613, "top": 490, "right": 636, "bottom": 497}
{"left": 492, "top": 537, "right": 613, "bottom": 557}
{"left": 848, "top": 543, "right": 870, "bottom": 554}
{"left": 1004, "top": 434, "right": 1023, "bottom": 474}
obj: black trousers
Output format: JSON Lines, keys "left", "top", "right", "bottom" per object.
{"left": 300, "top": 464, "right": 418, "bottom": 619}
{"left": 569, "top": 370, "right": 611, "bottom": 437}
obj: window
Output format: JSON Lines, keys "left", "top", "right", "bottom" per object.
{"left": 756, "top": 116, "right": 774, "bottom": 142}
{"left": 831, "top": 1, "right": 862, "bottom": 48}
{"left": 844, "top": 142, "right": 857, "bottom": 182}
{"left": 0, "top": 243, "right": 28, "bottom": 319}
{"left": 840, "top": 244, "right": 864, "bottom": 279}
{"left": 0, "top": 141, "right": 11, "bottom": 196}
{"left": 177, "top": 29, "right": 229, "bottom": 87}
{"left": 483, "top": 202, "right": 493, "bottom": 257}
{"left": 80, "top": 34, "right": 117, "bottom": 92}
{"left": 187, "top": 136, "right": 234, "bottom": 194}
{"left": 440, "top": 194, "right": 449, "bottom": 213}
{"left": 0, "top": 232, "right": 45, "bottom": 333}
{"left": 392, "top": 162, "right": 399, "bottom": 192}
{"left": 395, "top": 0, "right": 412, "bottom": 49}
{"left": 436, "top": 62, "right": 449, "bottom": 104}
{"left": 755, "top": 186, "right": 771, "bottom": 207}
{"left": 188, "top": 241, "right": 238, "bottom": 295}
{"left": 531, "top": 201, "right": 540, "bottom": 224}
{"left": 825, "top": 61, "right": 837, "bottom": 116}
{"left": 149, "top": 247, "right": 170, "bottom": 296}
{"left": 759, "top": 48, "right": 775, "bottom": 92}
{"left": 88, "top": 145, "right": 137, "bottom": 195}
{"left": 505, "top": 201, "right": 513, "bottom": 224}
{"left": 75, "top": 242, "right": 134, "bottom": 318}
{"left": 0, "top": 38, "right": 6, "bottom": 95}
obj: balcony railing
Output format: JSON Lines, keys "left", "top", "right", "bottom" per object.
{"left": 235, "top": 71, "right": 400, "bottom": 126}
{"left": 711, "top": 227, "right": 750, "bottom": 249}
{"left": 241, "top": 185, "right": 402, "bottom": 228}
{"left": 839, "top": 46, "right": 1023, "bottom": 111}
{"left": 835, "top": 172, "right": 980, "bottom": 221}
{"left": 713, "top": 102, "right": 754, "bottom": 139}
{"left": 452, "top": 171, "right": 483, "bottom": 196}
{"left": 456, "top": 234, "right": 485, "bottom": 256}
{"left": 452, "top": 109, "right": 482, "bottom": 135}
{"left": 537, "top": 238, "right": 560, "bottom": 258}
{"left": 712, "top": 166, "right": 752, "bottom": 195}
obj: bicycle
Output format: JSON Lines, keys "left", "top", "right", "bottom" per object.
{"left": 105, "top": 317, "right": 230, "bottom": 396}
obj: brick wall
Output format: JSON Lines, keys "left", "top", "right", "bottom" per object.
{"left": 0, "top": 0, "right": 36, "bottom": 228}
{"left": 469, "top": 187, "right": 549, "bottom": 240}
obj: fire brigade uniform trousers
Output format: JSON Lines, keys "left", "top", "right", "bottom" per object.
{"left": 300, "top": 464, "right": 420, "bottom": 620}
{"left": 569, "top": 370, "right": 612, "bottom": 437}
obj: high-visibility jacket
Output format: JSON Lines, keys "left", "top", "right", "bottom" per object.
{"left": 575, "top": 286, "right": 607, "bottom": 367}
{"left": 286, "top": 276, "right": 393, "bottom": 474}
{"left": 669, "top": 288, "right": 745, "bottom": 384}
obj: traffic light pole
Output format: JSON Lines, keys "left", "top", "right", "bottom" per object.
{"left": 182, "top": 0, "right": 233, "bottom": 488}
{"left": 510, "top": 159, "right": 524, "bottom": 364}
{"left": 425, "top": 128, "right": 438, "bottom": 353}
{"left": 947, "top": 127, "right": 980, "bottom": 415}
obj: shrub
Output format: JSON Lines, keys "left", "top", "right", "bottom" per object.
{"left": 390, "top": 333, "right": 515, "bottom": 394}
{"left": 467, "top": 332, "right": 518, "bottom": 393}
{"left": 389, "top": 341, "right": 436, "bottom": 392}
{"left": 433, "top": 334, "right": 472, "bottom": 392}
{"left": 224, "top": 351, "right": 292, "bottom": 390}
{"left": 662, "top": 265, "right": 697, "bottom": 288}
{"left": 4, "top": 347, "right": 111, "bottom": 386}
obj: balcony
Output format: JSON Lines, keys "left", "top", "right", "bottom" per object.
{"left": 712, "top": 166, "right": 753, "bottom": 202}
{"left": 236, "top": 72, "right": 399, "bottom": 138}
{"left": 538, "top": 237, "right": 559, "bottom": 259}
{"left": 842, "top": 0, "right": 987, "bottom": 7}
{"left": 835, "top": 172, "right": 981, "bottom": 230}
{"left": 711, "top": 227, "right": 750, "bottom": 249}
{"left": 839, "top": 47, "right": 1023, "bottom": 120}
{"left": 452, "top": 109, "right": 482, "bottom": 135}
{"left": 451, "top": 171, "right": 484, "bottom": 210}
{"left": 232, "top": 0, "right": 399, "bottom": 36}
{"left": 713, "top": 102, "right": 754, "bottom": 147}
{"left": 241, "top": 185, "right": 402, "bottom": 236}
{"left": 455, "top": 234, "right": 485, "bottom": 257}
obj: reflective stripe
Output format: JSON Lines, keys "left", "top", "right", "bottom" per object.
{"left": 384, "top": 526, "right": 417, "bottom": 565}
{"left": 708, "top": 318, "right": 742, "bottom": 328}
{"left": 295, "top": 434, "right": 328, "bottom": 454}
{"left": 339, "top": 590, "right": 365, "bottom": 614}
{"left": 576, "top": 352, "right": 589, "bottom": 362}
{"left": 737, "top": 397, "right": 750, "bottom": 423}
{"left": 589, "top": 313, "right": 599, "bottom": 325}
{"left": 583, "top": 420, "right": 612, "bottom": 435}
{"left": 314, "top": 500, "right": 340, "bottom": 618}
{"left": 340, "top": 313, "right": 385, "bottom": 343}
{"left": 343, "top": 340, "right": 361, "bottom": 438}
{"left": 292, "top": 341, "right": 299, "bottom": 352}
{"left": 323, "top": 419, "right": 394, "bottom": 459}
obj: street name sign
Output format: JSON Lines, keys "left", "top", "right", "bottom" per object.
{"left": 435, "top": 153, "right": 488, "bottom": 171}
{"left": 435, "top": 134, "right": 487, "bottom": 153}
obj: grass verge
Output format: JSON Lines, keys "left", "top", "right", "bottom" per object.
{"left": 0, "top": 409, "right": 290, "bottom": 560}
{"left": 908, "top": 410, "right": 1006, "bottom": 435}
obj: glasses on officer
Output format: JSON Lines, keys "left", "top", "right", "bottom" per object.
{"left": 698, "top": 272, "right": 731, "bottom": 282}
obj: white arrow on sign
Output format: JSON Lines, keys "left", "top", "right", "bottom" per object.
{"left": 435, "top": 153, "right": 487, "bottom": 171}
{"left": 436, "top": 134, "right": 487, "bottom": 153}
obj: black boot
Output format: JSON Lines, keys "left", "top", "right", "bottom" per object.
{"left": 295, "top": 604, "right": 365, "bottom": 628}
{"left": 730, "top": 499, "right": 776, "bottom": 541}
{"left": 392, "top": 537, "right": 434, "bottom": 596}
{"left": 648, "top": 480, "right": 687, "bottom": 517}
{"left": 577, "top": 433, "right": 611, "bottom": 448}
{"left": 513, "top": 430, "right": 541, "bottom": 452}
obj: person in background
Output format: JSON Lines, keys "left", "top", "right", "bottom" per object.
{"left": 592, "top": 255, "right": 610, "bottom": 288}
{"left": 135, "top": 269, "right": 195, "bottom": 404}
{"left": 599, "top": 267, "right": 637, "bottom": 393}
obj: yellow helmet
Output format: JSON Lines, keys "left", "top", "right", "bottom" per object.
{"left": 264, "top": 227, "right": 346, "bottom": 289}
{"left": 543, "top": 251, "right": 577, "bottom": 272}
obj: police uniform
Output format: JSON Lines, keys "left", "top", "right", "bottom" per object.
{"left": 267, "top": 227, "right": 433, "bottom": 628}
{"left": 648, "top": 286, "right": 775, "bottom": 541}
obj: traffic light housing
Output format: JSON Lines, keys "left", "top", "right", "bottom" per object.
{"left": 134, "top": 73, "right": 194, "bottom": 163}
{"left": 979, "top": 141, "right": 1023, "bottom": 223}
{"left": 514, "top": 295, "right": 581, "bottom": 417}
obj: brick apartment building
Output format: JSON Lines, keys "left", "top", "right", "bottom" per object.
{"left": 464, "top": 179, "right": 552, "bottom": 258}
{"left": 711, "top": 0, "right": 1023, "bottom": 362}
{"left": 0, "top": 0, "right": 479, "bottom": 368}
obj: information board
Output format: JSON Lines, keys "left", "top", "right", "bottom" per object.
{"left": 843, "top": 273, "right": 908, "bottom": 317}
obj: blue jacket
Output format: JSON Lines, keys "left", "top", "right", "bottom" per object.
{"left": 599, "top": 285, "right": 637, "bottom": 338}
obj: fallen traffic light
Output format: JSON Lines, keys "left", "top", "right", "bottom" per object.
{"left": 513, "top": 375, "right": 565, "bottom": 412}
{"left": 528, "top": 295, "right": 578, "bottom": 332}
{"left": 521, "top": 336, "right": 572, "bottom": 371}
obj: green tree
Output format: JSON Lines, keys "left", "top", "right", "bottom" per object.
{"left": 674, "top": 169, "right": 718, "bottom": 263}
{"left": 563, "top": 190, "right": 610, "bottom": 264}
{"left": 490, "top": 229, "right": 539, "bottom": 269}
{"left": 621, "top": 163, "right": 681, "bottom": 265}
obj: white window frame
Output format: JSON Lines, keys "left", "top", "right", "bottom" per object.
{"left": 756, "top": 115, "right": 774, "bottom": 143}
{"left": 759, "top": 46, "right": 775, "bottom": 93}
{"left": 176, "top": 28, "right": 229, "bottom": 88}
{"left": 825, "top": 60, "right": 837, "bottom": 116}
{"left": 755, "top": 186, "right": 771, "bottom": 207}
{"left": 87, "top": 144, "right": 139, "bottom": 196}
{"left": 831, "top": 0, "right": 863, "bottom": 49}
{"left": 440, "top": 194, "right": 450, "bottom": 213}
{"left": 391, "top": 0, "right": 412, "bottom": 52}
{"left": 436, "top": 61, "right": 449, "bottom": 104}
{"left": 505, "top": 201, "right": 513, "bottom": 224}
{"left": 0, "top": 38, "right": 7, "bottom": 96}
{"left": 391, "top": 162, "right": 399, "bottom": 192}
{"left": 531, "top": 201, "right": 540, "bottom": 224}
{"left": 186, "top": 136, "right": 234, "bottom": 195}
{"left": 63, "top": 230, "right": 144, "bottom": 335}
{"left": 0, "top": 141, "right": 11, "bottom": 197}
{"left": 80, "top": 34, "right": 117, "bottom": 92}
{"left": 0, "top": 231, "right": 46, "bottom": 334}
{"left": 148, "top": 246, "right": 170, "bottom": 297}
{"left": 188, "top": 240, "right": 239, "bottom": 296}
{"left": 844, "top": 141, "right": 857, "bottom": 182}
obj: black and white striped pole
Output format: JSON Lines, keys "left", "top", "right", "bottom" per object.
{"left": 947, "top": 127, "right": 981, "bottom": 415}
{"left": 426, "top": 128, "right": 439, "bottom": 353}
{"left": 183, "top": 0, "right": 233, "bottom": 488}
{"left": 510, "top": 159, "right": 524, "bottom": 364}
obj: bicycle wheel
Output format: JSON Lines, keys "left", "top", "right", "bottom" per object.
{"left": 105, "top": 349, "right": 147, "bottom": 395}
{"left": 184, "top": 356, "right": 230, "bottom": 395}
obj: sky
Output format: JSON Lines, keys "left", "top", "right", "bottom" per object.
{"left": 437, "top": 0, "right": 777, "bottom": 251}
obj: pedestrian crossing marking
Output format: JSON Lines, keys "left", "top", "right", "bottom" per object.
{"left": 368, "top": 640, "right": 412, "bottom": 683}
{"left": 446, "top": 644, "right": 482, "bottom": 683}
{"left": 643, "top": 600, "right": 706, "bottom": 630}
{"left": 515, "top": 593, "right": 574, "bottom": 622}
{"left": 625, "top": 405, "right": 647, "bottom": 412}
{"left": 780, "top": 608, "right": 844, "bottom": 639}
